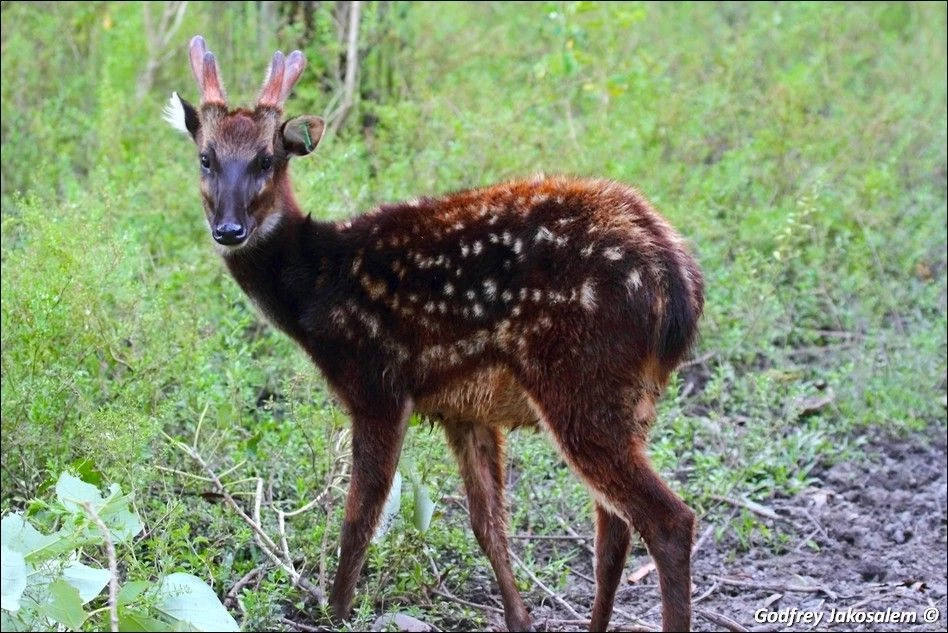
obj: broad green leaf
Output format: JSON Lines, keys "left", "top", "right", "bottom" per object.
{"left": 43, "top": 579, "right": 87, "bottom": 629}
{"left": 373, "top": 470, "right": 402, "bottom": 542}
{"left": 70, "top": 460, "right": 105, "bottom": 489}
{"left": 56, "top": 472, "right": 106, "bottom": 514}
{"left": 1, "top": 514, "right": 62, "bottom": 561}
{"left": 96, "top": 488, "right": 142, "bottom": 543}
{"left": 62, "top": 561, "right": 110, "bottom": 603}
{"left": 1, "top": 610, "right": 29, "bottom": 631}
{"left": 95, "top": 504, "right": 143, "bottom": 544}
{"left": 411, "top": 482, "right": 435, "bottom": 534}
{"left": 118, "top": 607, "right": 173, "bottom": 632}
{"left": 153, "top": 573, "right": 238, "bottom": 632}
{"left": 1, "top": 546, "right": 27, "bottom": 612}
{"left": 53, "top": 472, "right": 143, "bottom": 544}
{"left": 117, "top": 580, "right": 151, "bottom": 605}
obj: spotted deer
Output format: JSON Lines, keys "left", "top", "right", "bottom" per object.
{"left": 166, "top": 36, "right": 704, "bottom": 632}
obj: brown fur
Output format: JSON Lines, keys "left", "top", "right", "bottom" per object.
{"left": 171, "top": 38, "right": 705, "bottom": 632}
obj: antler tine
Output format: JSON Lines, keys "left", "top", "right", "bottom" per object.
{"left": 189, "top": 35, "right": 226, "bottom": 106}
{"left": 279, "top": 50, "right": 307, "bottom": 106}
{"left": 257, "top": 49, "right": 306, "bottom": 111}
{"left": 188, "top": 35, "right": 207, "bottom": 90}
{"left": 257, "top": 50, "right": 287, "bottom": 109}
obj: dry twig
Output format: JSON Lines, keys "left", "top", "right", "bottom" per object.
{"left": 80, "top": 502, "right": 119, "bottom": 633}
{"left": 697, "top": 608, "right": 749, "bottom": 632}
{"left": 224, "top": 564, "right": 269, "bottom": 609}
{"left": 712, "top": 576, "right": 837, "bottom": 600}
{"left": 711, "top": 495, "right": 782, "bottom": 521}
{"left": 164, "top": 432, "right": 324, "bottom": 603}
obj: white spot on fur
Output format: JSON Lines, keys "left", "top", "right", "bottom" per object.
{"left": 627, "top": 269, "right": 643, "bottom": 291}
{"left": 444, "top": 282, "right": 455, "bottom": 295}
{"left": 580, "top": 244, "right": 595, "bottom": 258}
{"left": 483, "top": 279, "right": 497, "bottom": 300}
{"left": 472, "top": 303, "right": 484, "bottom": 318}
{"left": 472, "top": 240, "right": 483, "bottom": 255}
{"left": 603, "top": 246, "right": 623, "bottom": 260}
{"left": 356, "top": 311, "right": 381, "bottom": 338}
{"left": 534, "top": 226, "right": 555, "bottom": 243}
{"left": 330, "top": 307, "right": 348, "bottom": 328}
{"left": 360, "top": 274, "right": 387, "bottom": 300}
{"left": 501, "top": 290, "right": 513, "bottom": 303}
{"left": 465, "top": 289, "right": 476, "bottom": 300}
{"left": 460, "top": 243, "right": 470, "bottom": 257}
{"left": 162, "top": 92, "right": 190, "bottom": 135}
{"left": 580, "top": 279, "right": 597, "bottom": 311}
{"left": 513, "top": 238, "right": 524, "bottom": 254}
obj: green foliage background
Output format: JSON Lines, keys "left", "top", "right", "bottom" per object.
{"left": 1, "top": 2, "right": 946, "bottom": 630}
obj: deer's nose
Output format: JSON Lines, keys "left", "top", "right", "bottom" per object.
{"left": 213, "top": 222, "right": 247, "bottom": 245}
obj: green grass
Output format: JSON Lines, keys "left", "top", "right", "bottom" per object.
{"left": 2, "top": 1, "right": 945, "bottom": 630}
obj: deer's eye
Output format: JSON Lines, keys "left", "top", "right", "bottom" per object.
{"left": 259, "top": 155, "right": 273, "bottom": 172}
{"left": 200, "top": 153, "right": 210, "bottom": 170}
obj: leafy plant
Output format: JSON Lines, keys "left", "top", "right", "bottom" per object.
{"left": 1, "top": 472, "right": 237, "bottom": 632}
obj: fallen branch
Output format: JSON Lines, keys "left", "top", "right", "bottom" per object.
{"left": 610, "top": 605, "right": 661, "bottom": 632}
{"left": 693, "top": 580, "right": 720, "bottom": 604}
{"left": 711, "top": 495, "right": 782, "bottom": 521}
{"left": 556, "top": 516, "right": 596, "bottom": 556}
{"left": 508, "top": 547, "right": 584, "bottom": 620}
{"left": 164, "top": 432, "right": 324, "bottom": 604}
{"left": 510, "top": 533, "right": 594, "bottom": 542}
{"left": 697, "top": 608, "right": 749, "bottom": 632}
{"left": 224, "top": 564, "right": 269, "bottom": 609}
{"left": 430, "top": 588, "right": 505, "bottom": 615}
{"left": 628, "top": 561, "right": 656, "bottom": 584}
{"left": 278, "top": 616, "right": 326, "bottom": 632}
{"left": 712, "top": 576, "right": 837, "bottom": 600}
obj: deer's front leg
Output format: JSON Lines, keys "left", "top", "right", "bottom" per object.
{"left": 330, "top": 398, "right": 411, "bottom": 621}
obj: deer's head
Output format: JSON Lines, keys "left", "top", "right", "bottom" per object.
{"left": 165, "top": 36, "right": 325, "bottom": 251}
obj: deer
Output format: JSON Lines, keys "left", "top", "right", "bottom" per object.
{"left": 165, "top": 35, "right": 704, "bottom": 632}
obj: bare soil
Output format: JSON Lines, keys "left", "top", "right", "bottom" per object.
{"left": 510, "top": 426, "right": 948, "bottom": 632}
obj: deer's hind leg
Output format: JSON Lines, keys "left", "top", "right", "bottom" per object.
{"left": 590, "top": 503, "right": 632, "bottom": 631}
{"left": 529, "top": 387, "right": 694, "bottom": 632}
{"left": 443, "top": 420, "right": 531, "bottom": 632}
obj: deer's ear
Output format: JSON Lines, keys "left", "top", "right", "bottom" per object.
{"left": 281, "top": 116, "right": 325, "bottom": 157}
{"left": 163, "top": 92, "right": 200, "bottom": 141}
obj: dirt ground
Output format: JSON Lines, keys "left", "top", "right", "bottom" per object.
{"left": 511, "top": 426, "right": 947, "bottom": 632}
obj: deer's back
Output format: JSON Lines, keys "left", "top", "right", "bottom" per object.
{"left": 324, "top": 176, "right": 703, "bottom": 422}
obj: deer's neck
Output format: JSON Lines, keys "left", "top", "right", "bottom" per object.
{"left": 221, "top": 206, "right": 344, "bottom": 345}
